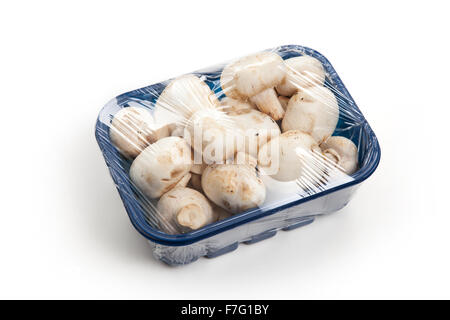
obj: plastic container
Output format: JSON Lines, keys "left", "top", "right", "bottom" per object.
{"left": 95, "top": 45, "right": 380, "bottom": 265}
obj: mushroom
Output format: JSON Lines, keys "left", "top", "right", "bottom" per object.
{"left": 278, "top": 96, "right": 290, "bottom": 110}
{"left": 201, "top": 159, "right": 266, "bottom": 214}
{"left": 185, "top": 108, "right": 244, "bottom": 164}
{"left": 275, "top": 55, "right": 326, "bottom": 97}
{"left": 130, "top": 136, "right": 192, "bottom": 198}
{"left": 226, "top": 108, "right": 280, "bottom": 158}
{"left": 281, "top": 86, "right": 339, "bottom": 144}
{"left": 220, "top": 97, "right": 257, "bottom": 113}
{"left": 153, "top": 74, "right": 219, "bottom": 129}
{"left": 320, "top": 136, "right": 359, "bottom": 175}
{"left": 220, "top": 51, "right": 286, "bottom": 120}
{"left": 109, "top": 106, "right": 169, "bottom": 159}
{"left": 258, "top": 130, "right": 324, "bottom": 182}
{"left": 156, "top": 187, "right": 215, "bottom": 234}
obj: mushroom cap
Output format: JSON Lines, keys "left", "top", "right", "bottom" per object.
{"left": 281, "top": 86, "right": 339, "bottom": 144}
{"left": 276, "top": 56, "right": 326, "bottom": 97}
{"left": 109, "top": 106, "right": 168, "bottom": 159}
{"left": 130, "top": 136, "right": 192, "bottom": 198}
{"left": 156, "top": 187, "right": 214, "bottom": 234}
{"left": 220, "top": 97, "right": 257, "bottom": 112}
{"left": 258, "top": 130, "right": 323, "bottom": 182}
{"left": 185, "top": 108, "right": 244, "bottom": 164}
{"left": 201, "top": 164, "right": 266, "bottom": 214}
{"left": 227, "top": 108, "right": 280, "bottom": 157}
{"left": 320, "top": 136, "right": 359, "bottom": 175}
{"left": 153, "top": 74, "right": 219, "bottom": 128}
{"left": 220, "top": 51, "right": 285, "bottom": 99}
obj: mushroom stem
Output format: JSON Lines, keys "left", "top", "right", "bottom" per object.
{"left": 250, "top": 88, "right": 285, "bottom": 121}
{"left": 176, "top": 204, "right": 205, "bottom": 230}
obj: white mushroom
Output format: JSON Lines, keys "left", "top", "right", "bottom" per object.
{"left": 156, "top": 187, "right": 215, "bottom": 234}
{"left": 130, "top": 136, "right": 192, "bottom": 198}
{"left": 201, "top": 161, "right": 266, "bottom": 214}
{"left": 220, "top": 51, "right": 286, "bottom": 120}
{"left": 185, "top": 108, "right": 244, "bottom": 164}
{"left": 109, "top": 106, "right": 169, "bottom": 159}
{"left": 320, "top": 136, "right": 359, "bottom": 175}
{"left": 153, "top": 74, "right": 219, "bottom": 129}
{"left": 258, "top": 130, "right": 324, "bottom": 182}
{"left": 226, "top": 108, "right": 280, "bottom": 158}
{"left": 276, "top": 55, "right": 326, "bottom": 97}
{"left": 220, "top": 97, "right": 257, "bottom": 113}
{"left": 281, "top": 86, "right": 339, "bottom": 144}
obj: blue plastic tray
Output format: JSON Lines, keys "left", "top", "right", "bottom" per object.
{"left": 95, "top": 45, "right": 380, "bottom": 262}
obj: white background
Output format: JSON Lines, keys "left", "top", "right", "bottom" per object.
{"left": 1, "top": 0, "right": 449, "bottom": 299}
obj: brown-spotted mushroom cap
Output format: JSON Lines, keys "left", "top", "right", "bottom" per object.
{"left": 258, "top": 130, "right": 324, "bottom": 182}
{"left": 220, "top": 51, "right": 286, "bottom": 120}
{"left": 201, "top": 163, "right": 266, "bottom": 214}
{"left": 281, "top": 86, "right": 339, "bottom": 144}
{"left": 156, "top": 187, "right": 215, "bottom": 234}
{"left": 276, "top": 55, "right": 326, "bottom": 97}
{"left": 109, "top": 106, "right": 169, "bottom": 159}
{"left": 130, "top": 136, "right": 192, "bottom": 198}
{"left": 320, "top": 136, "right": 359, "bottom": 175}
{"left": 153, "top": 74, "right": 219, "bottom": 129}
{"left": 227, "top": 108, "right": 280, "bottom": 158}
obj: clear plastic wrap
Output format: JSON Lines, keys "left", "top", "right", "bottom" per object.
{"left": 95, "top": 45, "right": 380, "bottom": 265}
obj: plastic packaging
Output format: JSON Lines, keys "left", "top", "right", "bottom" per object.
{"left": 95, "top": 45, "right": 380, "bottom": 265}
